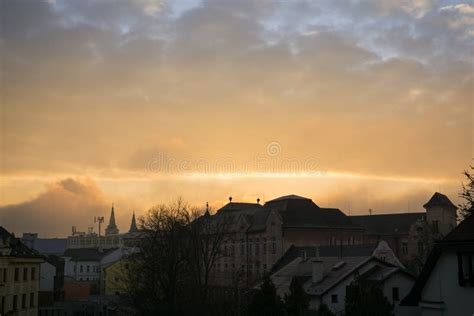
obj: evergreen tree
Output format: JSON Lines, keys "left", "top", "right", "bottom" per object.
{"left": 247, "top": 275, "right": 285, "bottom": 316}
{"left": 284, "top": 277, "right": 309, "bottom": 315}
{"left": 345, "top": 278, "right": 393, "bottom": 316}
{"left": 316, "top": 304, "right": 335, "bottom": 316}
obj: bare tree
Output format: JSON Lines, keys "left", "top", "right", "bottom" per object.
{"left": 121, "top": 199, "right": 233, "bottom": 315}
{"left": 458, "top": 165, "right": 473, "bottom": 221}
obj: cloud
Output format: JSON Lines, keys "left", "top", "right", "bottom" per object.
{"left": 0, "top": 178, "right": 109, "bottom": 236}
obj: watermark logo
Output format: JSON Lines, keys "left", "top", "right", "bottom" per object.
{"left": 147, "top": 142, "right": 326, "bottom": 176}
{"left": 266, "top": 141, "right": 282, "bottom": 157}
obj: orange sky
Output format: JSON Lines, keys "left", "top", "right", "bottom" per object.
{"left": 0, "top": 0, "right": 472, "bottom": 236}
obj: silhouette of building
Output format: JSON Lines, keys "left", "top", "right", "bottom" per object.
{"left": 350, "top": 192, "right": 457, "bottom": 264}
{"left": 105, "top": 205, "right": 119, "bottom": 236}
{"left": 66, "top": 206, "right": 138, "bottom": 249}
{"left": 207, "top": 194, "right": 365, "bottom": 287}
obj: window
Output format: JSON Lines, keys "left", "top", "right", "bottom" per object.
{"left": 263, "top": 238, "right": 267, "bottom": 255}
{"left": 14, "top": 268, "right": 19, "bottom": 281}
{"left": 417, "top": 241, "right": 424, "bottom": 256}
{"left": 263, "top": 264, "right": 267, "bottom": 271}
{"left": 240, "top": 239, "right": 245, "bottom": 256}
{"left": 30, "top": 293, "right": 34, "bottom": 307}
{"left": 87, "top": 265, "right": 90, "bottom": 273}
{"left": 31, "top": 267, "right": 36, "bottom": 280}
{"left": 255, "top": 240, "right": 260, "bottom": 256}
{"left": 80, "top": 265, "right": 83, "bottom": 273}
{"left": 272, "top": 237, "right": 276, "bottom": 254}
{"left": 457, "top": 252, "right": 474, "bottom": 287}
{"left": 348, "top": 236, "right": 354, "bottom": 245}
{"left": 392, "top": 287, "right": 399, "bottom": 301}
{"left": 22, "top": 294, "right": 26, "bottom": 309}
{"left": 2, "top": 268, "right": 6, "bottom": 282}
{"left": 13, "top": 295, "right": 18, "bottom": 310}
{"left": 402, "top": 242, "right": 408, "bottom": 255}
{"left": 331, "top": 294, "right": 338, "bottom": 303}
{"left": 432, "top": 220, "right": 439, "bottom": 233}
{"left": 249, "top": 240, "right": 253, "bottom": 255}
{"left": 73, "top": 265, "right": 76, "bottom": 273}
{"left": 23, "top": 267, "right": 28, "bottom": 281}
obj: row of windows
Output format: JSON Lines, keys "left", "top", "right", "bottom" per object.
{"left": 0, "top": 293, "right": 36, "bottom": 314}
{"left": 328, "top": 236, "right": 356, "bottom": 246}
{"left": 215, "top": 263, "right": 269, "bottom": 274}
{"left": 73, "top": 264, "right": 100, "bottom": 274}
{"left": 223, "top": 237, "right": 278, "bottom": 257}
{"left": 0, "top": 267, "right": 37, "bottom": 283}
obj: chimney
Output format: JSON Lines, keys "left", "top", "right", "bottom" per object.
{"left": 311, "top": 258, "right": 323, "bottom": 284}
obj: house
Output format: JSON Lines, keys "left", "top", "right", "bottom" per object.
{"left": 62, "top": 248, "right": 117, "bottom": 282}
{"left": 401, "top": 214, "right": 474, "bottom": 315}
{"left": 266, "top": 241, "right": 415, "bottom": 315}
{"left": 0, "top": 226, "right": 44, "bottom": 316}
{"left": 350, "top": 192, "right": 457, "bottom": 264}
{"left": 208, "top": 194, "right": 365, "bottom": 286}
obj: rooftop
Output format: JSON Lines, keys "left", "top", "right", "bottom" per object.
{"left": 350, "top": 212, "right": 425, "bottom": 235}
{"left": 423, "top": 192, "right": 457, "bottom": 209}
{"left": 0, "top": 226, "right": 42, "bottom": 258}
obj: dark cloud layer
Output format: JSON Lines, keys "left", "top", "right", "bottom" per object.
{"left": 0, "top": 178, "right": 108, "bottom": 236}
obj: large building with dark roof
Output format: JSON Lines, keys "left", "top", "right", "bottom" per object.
{"left": 209, "top": 194, "right": 365, "bottom": 286}
{"left": 350, "top": 192, "right": 457, "bottom": 264}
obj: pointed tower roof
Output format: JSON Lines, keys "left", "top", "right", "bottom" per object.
{"left": 105, "top": 204, "right": 119, "bottom": 236}
{"left": 129, "top": 211, "right": 138, "bottom": 233}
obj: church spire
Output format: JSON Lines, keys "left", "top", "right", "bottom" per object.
{"left": 129, "top": 211, "right": 138, "bottom": 233}
{"left": 105, "top": 203, "right": 119, "bottom": 235}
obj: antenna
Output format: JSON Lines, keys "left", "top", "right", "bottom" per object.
{"left": 369, "top": 208, "right": 372, "bottom": 216}
{"left": 95, "top": 216, "right": 105, "bottom": 237}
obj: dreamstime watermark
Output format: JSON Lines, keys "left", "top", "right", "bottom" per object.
{"left": 147, "top": 141, "right": 327, "bottom": 176}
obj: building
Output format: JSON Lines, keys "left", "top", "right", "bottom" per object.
{"left": 103, "top": 258, "right": 130, "bottom": 296}
{"left": 38, "top": 255, "right": 64, "bottom": 307}
{"left": 62, "top": 248, "right": 117, "bottom": 283}
{"left": 21, "top": 234, "right": 67, "bottom": 256}
{"left": 266, "top": 241, "right": 415, "bottom": 314}
{"left": 66, "top": 206, "right": 138, "bottom": 249}
{"left": 350, "top": 192, "right": 457, "bottom": 263}
{"left": 207, "top": 194, "right": 365, "bottom": 286}
{"left": 401, "top": 214, "right": 474, "bottom": 316}
{"left": 0, "top": 226, "right": 44, "bottom": 316}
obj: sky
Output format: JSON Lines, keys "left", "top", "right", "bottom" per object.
{"left": 0, "top": 0, "right": 473, "bottom": 237}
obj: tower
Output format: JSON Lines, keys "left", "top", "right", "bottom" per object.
{"left": 129, "top": 211, "right": 138, "bottom": 233}
{"left": 423, "top": 192, "right": 457, "bottom": 236}
{"left": 105, "top": 204, "right": 119, "bottom": 236}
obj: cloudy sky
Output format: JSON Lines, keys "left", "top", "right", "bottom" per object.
{"left": 1, "top": 0, "right": 472, "bottom": 236}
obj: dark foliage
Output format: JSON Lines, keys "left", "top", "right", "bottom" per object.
{"left": 345, "top": 278, "right": 393, "bottom": 316}
{"left": 284, "top": 277, "right": 310, "bottom": 315}
{"left": 246, "top": 275, "right": 285, "bottom": 316}
{"left": 458, "top": 165, "right": 474, "bottom": 221}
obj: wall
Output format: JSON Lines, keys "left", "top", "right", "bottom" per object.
{"left": 421, "top": 251, "right": 474, "bottom": 316}
{"left": 39, "top": 261, "right": 56, "bottom": 292}
{"left": 0, "top": 258, "right": 42, "bottom": 316}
